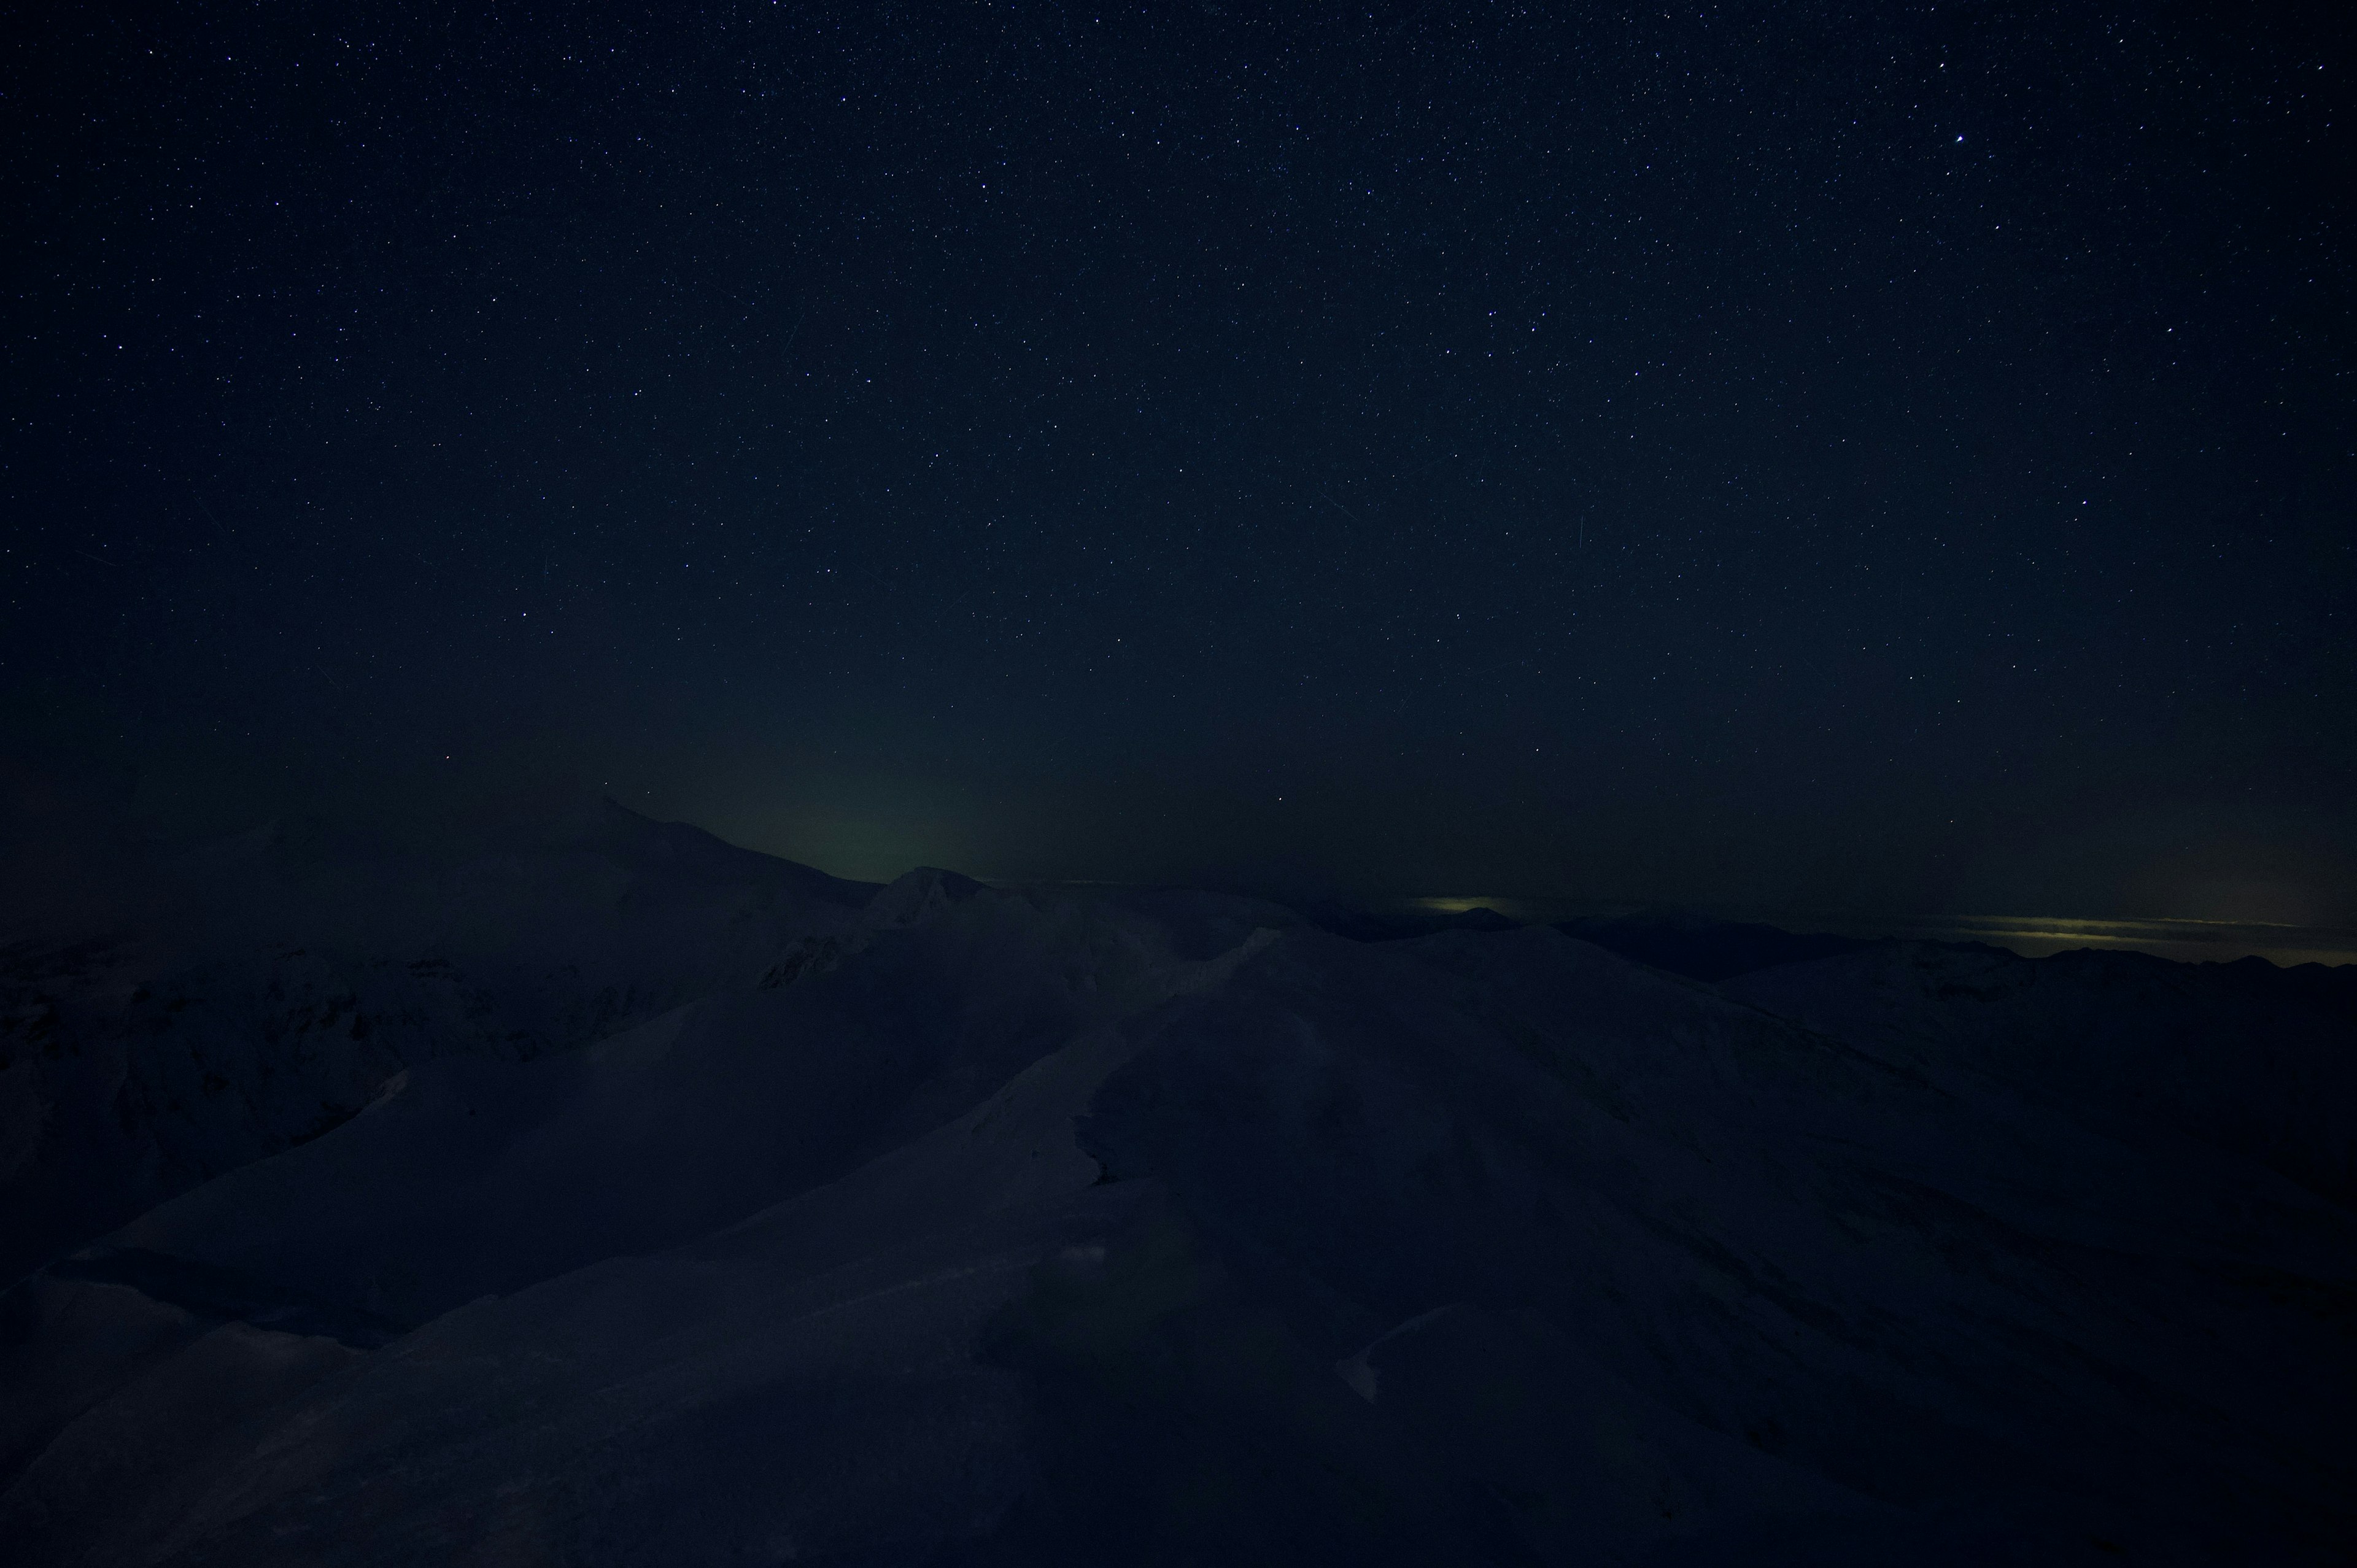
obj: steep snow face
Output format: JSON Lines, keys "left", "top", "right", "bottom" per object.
{"left": 1, "top": 889, "right": 2351, "bottom": 1567}
{"left": 99, "top": 874, "right": 1281, "bottom": 1326}
{"left": 0, "top": 802, "right": 876, "bottom": 1285}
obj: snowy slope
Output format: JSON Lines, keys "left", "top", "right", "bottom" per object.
{"left": 1724, "top": 941, "right": 2357, "bottom": 1210}
{"left": 0, "top": 800, "right": 875, "bottom": 1285}
{"left": 2, "top": 868, "right": 2351, "bottom": 1566}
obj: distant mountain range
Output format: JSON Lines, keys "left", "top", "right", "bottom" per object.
{"left": 1297, "top": 903, "right": 1879, "bottom": 981}
{"left": 4, "top": 805, "right": 2351, "bottom": 1564}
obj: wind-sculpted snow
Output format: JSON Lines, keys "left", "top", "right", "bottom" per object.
{"left": 0, "top": 800, "right": 876, "bottom": 1284}
{"left": 95, "top": 870, "right": 1287, "bottom": 1326}
{"left": 1, "top": 857, "right": 2350, "bottom": 1565}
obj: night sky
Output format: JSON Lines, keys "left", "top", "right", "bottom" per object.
{"left": 7, "top": 2, "right": 2353, "bottom": 924}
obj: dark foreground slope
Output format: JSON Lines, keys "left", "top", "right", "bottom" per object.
{"left": 2, "top": 855, "right": 2351, "bottom": 1566}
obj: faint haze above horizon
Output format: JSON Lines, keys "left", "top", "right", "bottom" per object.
{"left": 1395, "top": 897, "right": 2357, "bottom": 971}
{"left": 6, "top": 763, "right": 2348, "bottom": 971}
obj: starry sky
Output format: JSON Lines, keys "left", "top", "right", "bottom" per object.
{"left": 7, "top": 2, "right": 2353, "bottom": 924}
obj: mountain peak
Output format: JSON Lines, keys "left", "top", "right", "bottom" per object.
{"left": 862, "top": 867, "right": 990, "bottom": 930}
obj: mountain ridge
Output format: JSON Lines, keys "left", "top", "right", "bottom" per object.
{"left": 1, "top": 808, "right": 2351, "bottom": 1564}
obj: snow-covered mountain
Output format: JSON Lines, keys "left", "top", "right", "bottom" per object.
{"left": 0, "top": 800, "right": 875, "bottom": 1285}
{"left": 1724, "top": 940, "right": 2357, "bottom": 1211}
{"left": 2, "top": 821, "right": 2350, "bottom": 1565}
